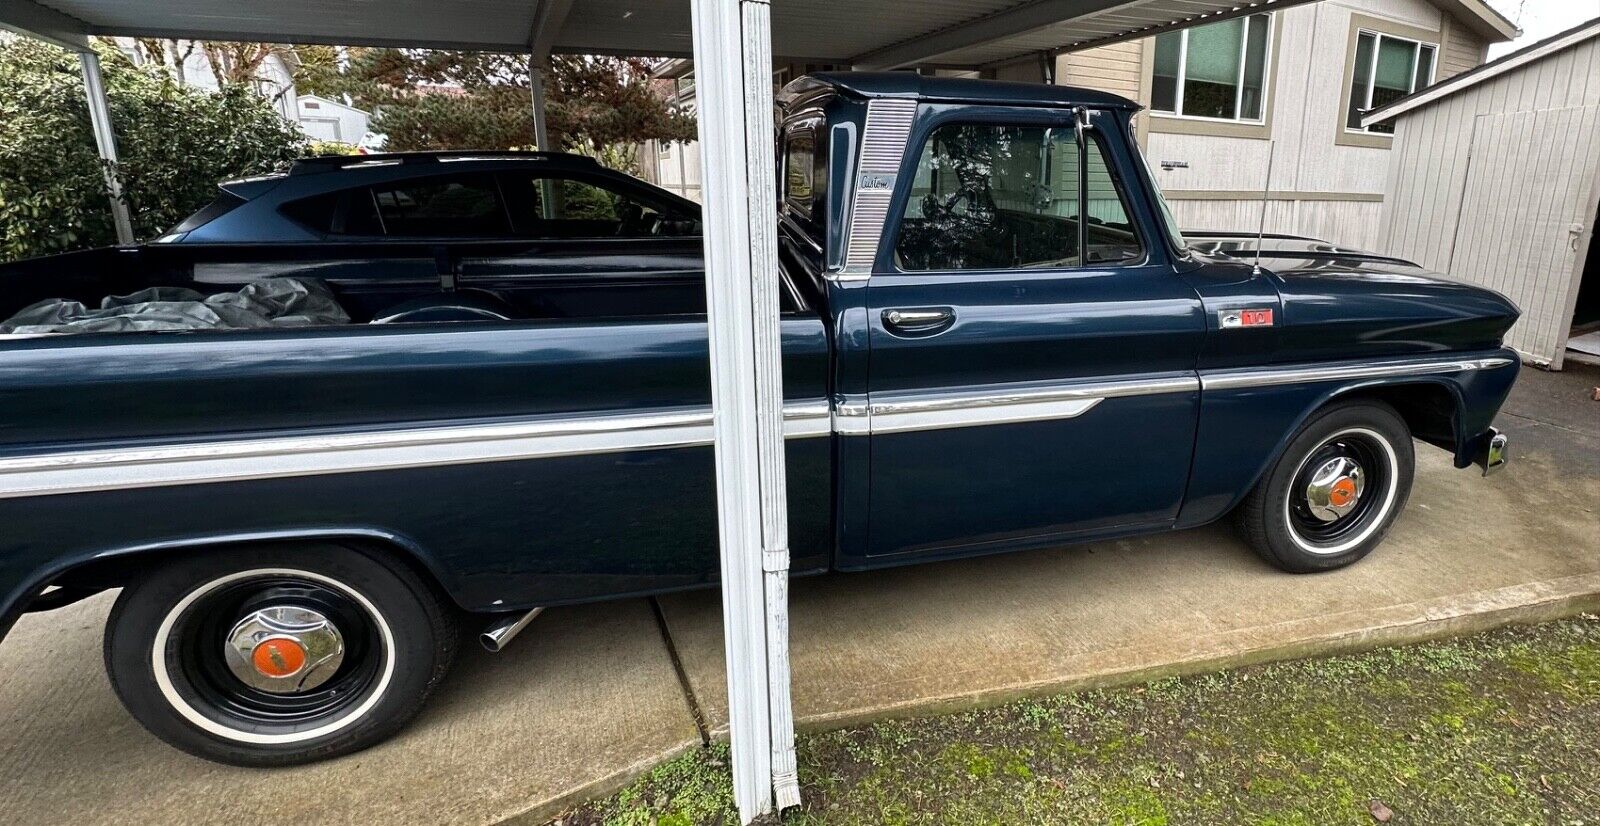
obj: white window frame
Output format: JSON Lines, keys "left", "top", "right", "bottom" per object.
{"left": 1151, "top": 13, "right": 1275, "bottom": 126}
{"left": 1345, "top": 29, "right": 1437, "bottom": 134}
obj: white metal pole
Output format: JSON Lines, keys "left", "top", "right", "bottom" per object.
{"left": 739, "top": 0, "right": 800, "bottom": 810}
{"left": 528, "top": 56, "right": 551, "bottom": 151}
{"left": 687, "top": 0, "right": 795, "bottom": 821}
{"left": 79, "top": 51, "right": 134, "bottom": 245}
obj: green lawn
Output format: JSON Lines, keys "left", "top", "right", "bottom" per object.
{"left": 555, "top": 616, "right": 1600, "bottom": 825}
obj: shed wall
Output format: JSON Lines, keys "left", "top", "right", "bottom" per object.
{"left": 1378, "top": 34, "right": 1600, "bottom": 365}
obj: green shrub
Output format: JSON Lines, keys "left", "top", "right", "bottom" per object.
{"left": 0, "top": 39, "right": 307, "bottom": 261}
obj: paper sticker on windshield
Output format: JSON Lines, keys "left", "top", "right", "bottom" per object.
{"left": 1219, "top": 308, "right": 1274, "bottom": 329}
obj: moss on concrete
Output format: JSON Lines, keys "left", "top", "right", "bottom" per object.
{"left": 556, "top": 616, "right": 1600, "bottom": 825}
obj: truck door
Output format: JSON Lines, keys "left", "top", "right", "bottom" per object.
{"left": 859, "top": 107, "right": 1205, "bottom": 562}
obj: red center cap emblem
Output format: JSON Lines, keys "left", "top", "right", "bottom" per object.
{"left": 252, "top": 638, "right": 308, "bottom": 678}
{"left": 1329, "top": 478, "right": 1357, "bottom": 508}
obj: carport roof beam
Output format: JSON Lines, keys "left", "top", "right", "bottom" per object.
{"left": 0, "top": 0, "right": 91, "bottom": 51}
{"left": 5, "top": 0, "right": 1323, "bottom": 70}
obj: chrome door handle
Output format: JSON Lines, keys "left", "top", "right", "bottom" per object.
{"left": 884, "top": 308, "right": 954, "bottom": 328}
{"left": 882, "top": 307, "right": 955, "bottom": 337}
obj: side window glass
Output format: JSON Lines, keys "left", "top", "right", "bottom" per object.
{"left": 370, "top": 174, "right": 510, "bottom": 238}
{"left": 784, "top": 132, "right": 815, "bottom": 205}
{"left": 280, "top": 188, "right": 382, "bottom": 236}
{"left": 895, "top": 122, "right": 1143, "bottom": 271}
{"left": 507, "top": 175, "right": 699, "bottom": 238}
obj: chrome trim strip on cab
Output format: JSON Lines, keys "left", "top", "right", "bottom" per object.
{"left": 1200, "top": 355, "right": 1514, "bottom": 391}
{"left": 0, "top": 403, "right": 832, "bottom": 500}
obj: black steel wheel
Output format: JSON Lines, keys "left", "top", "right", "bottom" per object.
{"left": 105, "top": 543, "right": 457, "bottom": 766}
{"left": 1236, "top": 400, "right": 1414, "bottom": 573}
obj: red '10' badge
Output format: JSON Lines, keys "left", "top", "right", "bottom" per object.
{"left": 1219, "top": 308, "right": 1274, "bottom": 329}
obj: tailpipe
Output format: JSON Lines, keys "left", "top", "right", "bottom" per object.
{"left": 479, "top": 607, "right": 544, "bottom": 653}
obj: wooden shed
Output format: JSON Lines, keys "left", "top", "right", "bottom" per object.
{"left": 1365, "top": 17, "right": 1600, "bottom": 369}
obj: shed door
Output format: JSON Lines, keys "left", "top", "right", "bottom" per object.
{"left": 1449, "top": 105, "right": 1600, "bottom": 367}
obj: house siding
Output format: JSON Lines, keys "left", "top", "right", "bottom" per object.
{"left": 1056, "top": 0, "right": 1496, "bottom": 251}
{"left": 1055, "top": 40, "right": 1143, "bottom": 101}
{"left": 1440, "top": 14, "right": 1486, "bottom": 79}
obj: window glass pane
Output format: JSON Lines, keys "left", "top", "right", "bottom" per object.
{"left": 1347, "top": 32, "right": 1375, "bottom": 129}
{"left": 1414, "top": 44, "right": 1436, "bottom": 91}
{"left": 371, "top": 174, "right": 509, "bottom": 237}
{"left": 1368, "top": 36, "right": 1417, "bottom": 134}
{"left": 1240, "top": 14, "right": 1269, "bottom": 120}
{"left": 1137, "top": 147, "right": 1187, "bottom": 252}
{"left": 504, "top": 176, "right": 697, "bottom": 238}
{"left": 895, "top": 123, "right": 1141, "bottom": 271}
{"left": 1152, "top": 32, "right": 1182, "bottom": 113}
{"left": 784, "top": 132, "right": 815, "bottom": 204}
{"left": 1181, "top": 17, "right": 1244, "bottom": 119}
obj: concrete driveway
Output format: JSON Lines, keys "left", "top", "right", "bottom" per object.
{"left": 3, "top": 364, "right": 1597, "bottom": 825}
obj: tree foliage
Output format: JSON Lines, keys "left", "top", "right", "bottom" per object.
{"left": 296, "top": 49, "right": 696, "bottom": 157}
{"left": 0, "top": 39, "right": 307, "bottom": 260}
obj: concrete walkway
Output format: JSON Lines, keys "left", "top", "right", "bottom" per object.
{"left": 2, "top": 365, "right": 1596, "bottom": 824}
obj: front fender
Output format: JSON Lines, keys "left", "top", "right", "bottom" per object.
{"left": 1176, "top": 352, "right": 1518, "bottom": 528}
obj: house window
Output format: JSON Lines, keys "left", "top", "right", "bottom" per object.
{"left": 1346, "top": 31, "right": 1436, "bottom": 134}
{"left": 1151, "top": 13, "right": 1272, "bottom": 123}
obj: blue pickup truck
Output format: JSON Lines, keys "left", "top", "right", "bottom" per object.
{"left": 0, "top": 73, "right": 1518, "bottom": 766}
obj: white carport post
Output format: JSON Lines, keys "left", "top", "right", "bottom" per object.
{"left": 688, "top": 0, "right": 798, "bottom": 821}
{"left": 527, "top": 61, "right": 551, "bottom": 151}
{"left": 78, "top": 51, "right": 135, "bottom": 245}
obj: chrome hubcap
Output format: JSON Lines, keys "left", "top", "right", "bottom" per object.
{"left": 1303, "top": 456, "right": 1365, "bottom": 523}
{"left": 224, "top": 605, "right": 345, "bottom": 694}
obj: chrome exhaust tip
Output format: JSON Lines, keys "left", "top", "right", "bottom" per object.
{"left": 479, "top": 607, "right": 543, "bottom": 653}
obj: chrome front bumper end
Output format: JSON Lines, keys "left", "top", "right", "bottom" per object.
{"left": 1475, "top": 428, "right": 1509, "bottom": 476}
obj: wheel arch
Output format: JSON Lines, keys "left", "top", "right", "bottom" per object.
{"left": 1202, "top": 375, "right": 1466, "bottom": 525}
{"left": 2, "top": 528, "right": 464, "bottom": 642}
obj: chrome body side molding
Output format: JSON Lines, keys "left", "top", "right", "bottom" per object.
{"left": 865, "top": 374, "right": 1198, "bottom": 435}
{"left": 0, "top": 355, "right": 1512, "bottom": 499}
{"left": 1200, "top": 355, "right": 1514, "bottom": 391}
{"left": 0, "top": 402, "right": 832, "bottom": 500}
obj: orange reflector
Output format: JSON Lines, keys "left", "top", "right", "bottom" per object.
{"left": 252, "top": 638, "right": 308, "bottom": 678}
{"left": 1329, "top": 478, "right": 1357, "bottom": 508}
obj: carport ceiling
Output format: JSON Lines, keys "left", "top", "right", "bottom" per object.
{"left": 5, "top": 0, "right": 1315, "bottom": 69}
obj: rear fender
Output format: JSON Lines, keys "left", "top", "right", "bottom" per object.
{"left": 0, "top": 526, "right": 458, "bottom": 645}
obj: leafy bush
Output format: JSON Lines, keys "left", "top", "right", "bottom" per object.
{"left": 0, "top": 39, "right": 307, "bottom": 261}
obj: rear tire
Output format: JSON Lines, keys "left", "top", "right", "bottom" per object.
{"left": 1236, "top": 400, "right": 1415, "bottom": 573}
{"left": 104, "top": 543, "right": 457, "bottom": 766}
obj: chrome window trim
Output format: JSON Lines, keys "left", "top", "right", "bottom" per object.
{"left": 834, "top": 98, "right": 916, "bottom": 281}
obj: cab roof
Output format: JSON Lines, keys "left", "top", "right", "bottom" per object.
{"left": 785, "top": 72, "right": 1140, "bottom": 111}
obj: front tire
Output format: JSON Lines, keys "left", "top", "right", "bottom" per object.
{"left": 1236, "top": 400, "right": 1415, "bottom": 573}
{"left": 104, "top": 543, "right": 457, "bottom": 766}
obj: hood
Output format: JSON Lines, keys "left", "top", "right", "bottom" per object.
{"left": 1188, "top": 232, "right": 1521, "bottom": 360}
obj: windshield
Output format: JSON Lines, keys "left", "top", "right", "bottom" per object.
{"left": 1131, "top": 124, "right": 1188, "bottom": 253}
